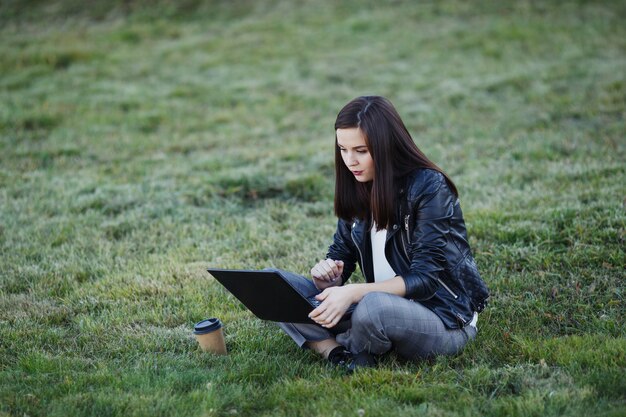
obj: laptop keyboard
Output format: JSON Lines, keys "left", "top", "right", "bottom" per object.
{"left": 307, "top": 297, "right": 322, "bottom": 307}
{"left": 307, "top": 297, "right": 357, "bottom": 317}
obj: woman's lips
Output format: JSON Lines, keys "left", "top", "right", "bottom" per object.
{"left": 352, "top": 170, "right": 364, "bottom": 176}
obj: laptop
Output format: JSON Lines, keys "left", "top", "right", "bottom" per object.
{"left": 207, "top": 268, "right": 356, "bottom": 324}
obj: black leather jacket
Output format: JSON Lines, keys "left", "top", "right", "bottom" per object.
{"left": 326, "top": 168, "right": 489, "bottom": 329}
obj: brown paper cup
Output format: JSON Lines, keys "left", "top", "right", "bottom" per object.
{"left": 194, "top": 318, "right": 227, "bottom": 355}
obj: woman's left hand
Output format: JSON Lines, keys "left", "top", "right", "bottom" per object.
{"left": 309, "top": 285, "right": 358, "bottom": 328}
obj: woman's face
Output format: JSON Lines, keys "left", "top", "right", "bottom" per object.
{"left": 336, "top": 128, "right": 374, "bottom": 183}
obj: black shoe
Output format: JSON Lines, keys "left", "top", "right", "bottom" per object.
{"left": 327, "top": 346, "right": 353, "bottom": 367}
{"left": 328, "top": 346, "right": 377, "bottom": 373}
{"left": 347, "top": 351, "right": 378, "bottom": 373}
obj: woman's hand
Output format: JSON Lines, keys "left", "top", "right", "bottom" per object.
{"left": 308, "top": 285, "right": 357, "bottom": 328}
{"left": 310, "top": 259, "right": 344, "bottom": 290}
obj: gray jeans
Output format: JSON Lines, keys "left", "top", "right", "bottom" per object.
{"left": 273, "top": 269, "right": 477, "bottom": 361}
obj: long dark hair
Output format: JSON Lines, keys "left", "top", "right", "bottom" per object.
{"left": 334, "top": 96, "right": 458, "bottom": 229}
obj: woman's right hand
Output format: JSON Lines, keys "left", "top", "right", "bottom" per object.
{"left": 311, "top": 259, "right": 344, "bottom": 290}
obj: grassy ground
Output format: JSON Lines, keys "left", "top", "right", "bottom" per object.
{"left": 1, "top": 0, "right": 624, "bottom": 416}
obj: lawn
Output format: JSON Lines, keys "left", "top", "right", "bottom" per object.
{"left": 0, "top": 1, "right": 624, "bottom": 416}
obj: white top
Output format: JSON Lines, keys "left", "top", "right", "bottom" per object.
{"left": 370, "top": 225, "right": 397, "bottom": 283}
{"left": 469, "top": 311, "right": 478, "bottom": 328}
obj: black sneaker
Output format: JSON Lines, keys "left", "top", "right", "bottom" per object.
{"left": 328, "top": 346, "right": 378, "bottom": 373}
{"left": 327, "top": 346, "right": 353, "bottom": 367}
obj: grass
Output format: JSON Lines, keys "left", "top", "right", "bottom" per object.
{"left": 0, "top": 0, "right": 625, "bottom": 416}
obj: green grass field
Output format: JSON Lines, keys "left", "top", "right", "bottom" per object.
{"left": 1, "top": 1, "right": 624, "bottom": 416}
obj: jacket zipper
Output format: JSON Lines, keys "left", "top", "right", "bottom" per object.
{"left": 437, "top": 277, "right": 459, "bottom": 299}
{"left": 404, "top": 215, "right": 411, "bottom": 244}
{"left": 351, "top": 222, "right": 367, "bottom": 279}
{"left": 400, "top": 215, "right": 411, "bottom": 262}
{"left": 403, "top": 212, "right": 458, "bottom": 299}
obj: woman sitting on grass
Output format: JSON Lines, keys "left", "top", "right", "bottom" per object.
{"left": 276, "top": 96, "right": 489, "bottom": 372}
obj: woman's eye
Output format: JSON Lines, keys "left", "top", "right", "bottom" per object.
{"left": 357, "top": 150, "right": 368, "bottom": 154}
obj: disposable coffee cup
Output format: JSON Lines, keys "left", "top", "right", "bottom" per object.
{"left": 194, "top": 318, "right": 227, "bottom": 355}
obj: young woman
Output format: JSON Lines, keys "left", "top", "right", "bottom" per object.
{"left": 275, "top": 96, "right": 489, "bottom": 371}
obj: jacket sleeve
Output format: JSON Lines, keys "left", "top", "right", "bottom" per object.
{"left": 401, "top": 173, "right": 456, "bottom": 300}
{"left": 325, "top": 219, "right": 358, "bottom": 285}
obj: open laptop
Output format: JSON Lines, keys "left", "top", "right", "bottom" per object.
{"left": 207, "top": 268, "right": 356, "bottom": 324}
